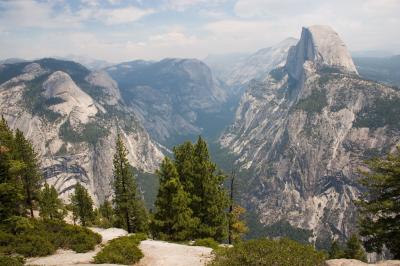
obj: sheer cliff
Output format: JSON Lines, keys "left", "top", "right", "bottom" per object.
{"left": 220, "top": 25, "right": 400, "bottom": 246}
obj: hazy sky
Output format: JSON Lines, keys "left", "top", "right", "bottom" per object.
{"left": 0, "top": 0, "right": 399, "bottom": 62}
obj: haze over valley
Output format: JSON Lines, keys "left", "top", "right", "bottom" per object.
{"left": 1, "top": 1, "right": 400, "bottom": 265}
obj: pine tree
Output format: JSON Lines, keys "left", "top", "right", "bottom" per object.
{"left": 172, "top": 136, "right": 228, "bottom": 241}
{"left": 0, "top": 118, "right": 29, "bottom": 219}
{"left": 173, "top": 141, "right": 195, "bottom": 192}
{"left": 153, "top": 157, "right": 198, "bottom": 241}
{"left": 38, "top": 183, "right": 66, "bottom": 221}
{"left": 193, "top": 137, "right": 228, "bottom": 241}
{"left": 70, "top": 182, "right": 94, "bottom": 226}
{"left": 344, "top": 234, "right": 367, "bottom": 262}
{"left": 97, "top": 199, "right": 115, "bottom": 228}
{"left": 358, "top": 147, "right": 400, "bottom": 258}
{"left": 329, "top": 240, "right": 345, "bottom": 259}
{"left": 13, "top": 129, "right": 42, "bottom": 218}
{"left": 112, "top": 133, "right": 148, "bottom": 233}
{"left": 229, "top": 205, "right": 248, "bottom": 243}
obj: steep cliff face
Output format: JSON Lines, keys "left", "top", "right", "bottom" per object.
{"left": 106, "top": 58, "right": 229, "bottom": 144}
{"left": 0, "top": 59, "right": 164, "bottom": 203}
{"left": 221, "top": 25, "right": 400, "bottom": 246}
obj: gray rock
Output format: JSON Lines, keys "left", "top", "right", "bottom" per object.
{"left": 220, "top": 25, "right": 400, "bottom": 244}
{"left": 325, "top": 259, "right": 400, "bottom": 266}
{"left": 0, "top": 60, "right": 164, "bottom": 204}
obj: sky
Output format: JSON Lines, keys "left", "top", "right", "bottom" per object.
{"left": 0, "top": 0, "right": 399, "bottom": 63}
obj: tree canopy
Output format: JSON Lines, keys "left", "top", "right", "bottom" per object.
{"left": 154, "top": 136, "right": 228, "bottom": 241}
{"left": 112, "top": 133, "right": 148, "bottom": 233}
{"left": 358, "top": 146, "right": 400, "bottom": 258}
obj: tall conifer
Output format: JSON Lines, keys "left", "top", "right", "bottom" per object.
{"left": 70, "top": 182, "right": 94, "bottom": 226}
{"left": 168, "top": 136, "right": 228, "bottom": 241}
{"left": 13, "top": 129, "right": 41, "bottom": 217}
{"left": 112, "top": 133, "right": 148, "bottom": 233}
{"left": 38, "top": 183, "right": 66, "bottom": 221}
{"left": 153, "top": 157, "right": 198, "bottom": 240}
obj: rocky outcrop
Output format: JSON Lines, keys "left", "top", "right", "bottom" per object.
{"left": 286, "top": 25, "right": 358, "bottom": 81}
{"left": 325, "top": 259, "right": 400, "bottom": 266}
{"left": 43, "top": 71, "right": 98, "bottom": 125}
{"left": 0, "top": 59, "right": 164, "bottom": 203}
{"left": 85, "top": 70, "right": 121, "bottom": 105}
{"left": 220, "top": 25, "right": 400, "bottom": 245}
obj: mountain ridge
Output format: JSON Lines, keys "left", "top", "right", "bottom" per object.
{"left": 0, "top": 58, "right": 164, "bottom": 204}
{"left": 220, "top": 25, "right": 400, "bottom": 247}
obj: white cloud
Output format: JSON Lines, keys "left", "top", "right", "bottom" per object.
{"left": 165, "top": 0, "right": 227, "bottom": 11}
{"left": 99, "top": 6, "right": 154, "bottom": 25}
{"left": 0, "top": 0, "right": 153, "bottom": 30}
{"left": 0, "top": 0, "right": 82, "bottom": 29}
{"left": 0, "top": 0, "right": 399, "bottom": 61}
{"left": 234, "top": 0, "right": 320, "bottom": 19}
{"left": 149, "top": 31, "right": 197, "bottom": 46}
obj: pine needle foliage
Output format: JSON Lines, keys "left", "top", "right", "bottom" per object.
{"left": 357, "top": 147, "right": 400, "bottom": 258}
{"left": 112, "top": 133, "right": 148, "bottom": 233}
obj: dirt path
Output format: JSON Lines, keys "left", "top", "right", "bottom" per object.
{"left": 25, "top": 228, "right": 128, "bottom": 266}
{"left": 136, "top": 240, "right": 213, "bottom": 266}
{"left": 25, "top": 227, "right": 213, "bottom": 266}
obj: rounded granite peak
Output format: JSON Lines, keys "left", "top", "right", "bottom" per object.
{"left": 286, "top": 25, "right": 358, "bottom": 80}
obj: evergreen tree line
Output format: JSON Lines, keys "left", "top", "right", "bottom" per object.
{"left": 0, "top": 117, "right": 41, "bottom": 220}
{"left": 1, "top": 114, "right": 399, "bottom": 259}
{"left": 152, "top": 137, "right": 238, "bottom": 241}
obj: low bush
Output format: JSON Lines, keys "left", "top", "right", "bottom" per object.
{"left": 193, "top": 238, "right": 220, "bottom": 250}
{"left": 13, "top": 234, "right": 55, "bottom": 257}
{"left": 93, "top": 234, "right": 146, "bottom": 265}
{"left": 0, "top": 255, "right": 25, "bottom": 266}
{"left": 209, "top": 238, "right": 326, "bottom": 266}
{"left": 0, "top": 217, "right": 101, "bottom": 257}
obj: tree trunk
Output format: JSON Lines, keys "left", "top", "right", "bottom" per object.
{"left": 228, "top": 170, "right": 235, "bottom": 245}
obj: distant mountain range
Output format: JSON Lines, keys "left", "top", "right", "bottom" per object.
{"left": 105, "top": 58, "right": 230, "bottom": 145}
{"left": 354, "top": 55, "right": 400, "bottom": 87}
{"left": 1, "top": 26, "right": 399, "bottom": 245}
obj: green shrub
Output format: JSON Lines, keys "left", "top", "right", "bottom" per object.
{"left": 0, "top": 219, "right": 101, "bottom": 257}
{"left": 94, "top": 234, "right": 145, "bottom": 264}
{"left": 209, "top": 238, "right": 326, "bottom": 266}
{"left": 0, "top": 255, "right": 25, "bottom": 266}
{"left": 0, "top": 231, "right": 15, "bottom": 254}
{"left": 193, "top": 238, "right": 219, "bottom": 249}
{"left": 45, "top": 221, "right": 101, "bottom": 253}
{"left": 294, "top": 89, "right": 327, "bottom": 114}
{"left": 13, "top": 234, "right": 55, "bottom": 257}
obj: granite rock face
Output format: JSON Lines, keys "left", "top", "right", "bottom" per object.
{"left": 325, "top": 259, "right": 400, "bottom": 266}
{"left": 286, "top": 25, "right": 358, "bottom": 81}
{"left": 220, "top": 25, "right": 400, "bottom": 245}
{"left": 0, "top": 59, "right": 164, "bottom": 203}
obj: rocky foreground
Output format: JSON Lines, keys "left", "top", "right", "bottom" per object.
{"left": 326, "top": 259, "right": 400, "bottom": 266}
{"left": 25, "top": 227, "right": 213, "bottom": 266}
{"left": 25, "top": 226, "right": 399, "bottom": 266}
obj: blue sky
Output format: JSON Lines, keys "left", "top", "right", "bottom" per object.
{"left": 0, "top": 0, "right": 399, "bottom": 62}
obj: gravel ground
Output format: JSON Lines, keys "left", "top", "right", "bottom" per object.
{"left": 25, "top": 227, "right": 128, "bottom": 266}
{"left": 136, "top": 240, "right": 213, "bottom": 266}
{"left": 25, "top": 227, "right": 213, "bottom": 266}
